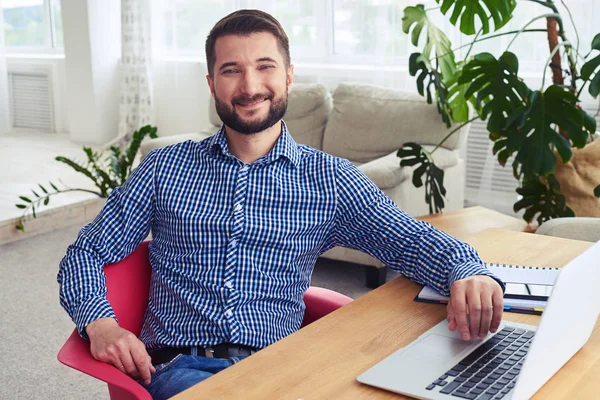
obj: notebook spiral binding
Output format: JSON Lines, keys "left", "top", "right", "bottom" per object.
{"left": 485, "top": 263, "right": 559, "bottom": 271}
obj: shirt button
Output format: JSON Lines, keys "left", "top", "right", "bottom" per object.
{"left": 235, "top": 204, "right": 242, "bottom": 212}
{"left": 225, "top": 281, "right": 233, "bottom": 289}
{"left": 225, "top": 310, "right": 233, "bottom": 317}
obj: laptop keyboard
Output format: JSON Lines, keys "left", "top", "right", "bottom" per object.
{"left": 425, "top": 327, "right": 535, "bottom": 399}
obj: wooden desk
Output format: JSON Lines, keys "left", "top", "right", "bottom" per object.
{"left": 174, "top": 229, "right": 596, "bottom": 399}
{"left": 417, "top": 206, "right": 533, "bottom": 239}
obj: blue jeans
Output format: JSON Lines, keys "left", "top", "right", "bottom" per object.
{"left": 142, "top": 354, "right": 248, "bottom": 400}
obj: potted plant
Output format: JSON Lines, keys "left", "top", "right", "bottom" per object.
{"left": 397, "top": 0, "right": 600, "bottom": 224}
{"left": 14, "top": 125, "right": 158, "bottom": 231}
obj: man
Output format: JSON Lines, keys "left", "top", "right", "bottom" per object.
{"left": 58, "top": 9, "right": 504, "bottom": 400}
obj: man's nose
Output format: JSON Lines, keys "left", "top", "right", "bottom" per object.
{"left": 239, "top": 70, "right": 261, "bottom": 97}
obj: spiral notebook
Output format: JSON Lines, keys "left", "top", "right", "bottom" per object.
{"left": 415, "top": 263, "right": 561, "bottom": 315}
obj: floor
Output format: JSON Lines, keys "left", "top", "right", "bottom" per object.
{"left": 0, "top": 130, "right": 102, "bottom": 243}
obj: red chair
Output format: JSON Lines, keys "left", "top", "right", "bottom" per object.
{"left": 57, "top": 241, "right": 353, "bottom": 400}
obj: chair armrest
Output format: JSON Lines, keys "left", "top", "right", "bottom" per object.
{"left": 358, "top": 148, "right": 459, "bottom": 189}
{"left": 535, "top": 217, "right": 600, "bottom": 242}
{"left": 57, "top": 330, "right": 152, "bottom": 400}
{"left": 301, "top": 287, "right": 353, "bottom": 328}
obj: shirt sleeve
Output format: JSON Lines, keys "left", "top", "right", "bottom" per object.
{"left": 57, "top": 149, "right": 158, "bottom": 338}
{"left": 329, "top": 158, "right": 504, "bottom": 296}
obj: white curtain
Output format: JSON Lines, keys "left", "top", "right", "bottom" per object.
{"left": 0, "top": 0, "right": 11, "bottom": 135}
{"left": 117, "top": 0, "right": 154, "bottom": 143}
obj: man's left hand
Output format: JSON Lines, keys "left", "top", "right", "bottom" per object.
{"left": 447, "top": 275, "right": 504, "bottom": 341}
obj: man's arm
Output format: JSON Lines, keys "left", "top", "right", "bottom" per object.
{"left": 328, "top": 159, "right": 504, "bottom": 340}
{"left": 57, "top": 149, "right": 159, "bottom": 382}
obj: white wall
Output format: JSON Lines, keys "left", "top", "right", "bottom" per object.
{"left": 153, "top": 61, "right": 212, "bottom": 136}
{"left": 0, "top": 0, "right": 10, "bottom": 135}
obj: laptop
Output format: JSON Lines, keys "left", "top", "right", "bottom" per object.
{"left": 357, "top": 241, "right": 600, "bottom": 400}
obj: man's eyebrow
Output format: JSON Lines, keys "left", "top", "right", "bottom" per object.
{"left": 218, "top": 57, "right": 278, "bottom": 72}
{"left": 218, "top": 61, "right": 238, "bottom": 71}
{"left": 257, "top": 57, "right": 278, "bottom": 64}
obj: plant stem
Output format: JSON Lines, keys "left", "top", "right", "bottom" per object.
{"left": 435, "top": 29, "right": 547, "bottom": 61}
{"left": 464, "top": 26, "right": 484, "bottom": 60}
{"left": 506, "top": 13, "right": 561, "bottom": 51}
{"left": 560, "top": 0, "right": 579, "bottom": 58}
{"left": 431, "top": 116, "right": 479, "bottom": 154}
{"left": 524, "top": 0, "right": 555, "bottom": 8}
{"left": 541, "top": 41, "right": 571, "bottom": 89}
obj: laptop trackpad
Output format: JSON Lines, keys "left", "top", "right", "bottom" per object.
{"left": 404, "top": 334, "right": 473, "bottom": 363}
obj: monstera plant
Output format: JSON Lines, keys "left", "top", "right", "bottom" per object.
{"left": 398, "top": 0, "right": 600, "bottom": 224}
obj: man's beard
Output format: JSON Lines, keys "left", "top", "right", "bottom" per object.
{"left": 214, "top": 88, "right": 288, "bottom": 135}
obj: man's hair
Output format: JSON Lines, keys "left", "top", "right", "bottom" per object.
{"left": 205, "top": 9, "right": 290, "bottom": 78}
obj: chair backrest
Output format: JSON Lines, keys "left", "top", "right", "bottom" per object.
{"left": 104, "top": 241, "right": 152, "bottom": 335}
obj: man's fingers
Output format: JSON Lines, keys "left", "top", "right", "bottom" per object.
{"left": 447, "top": 303, "right": 457, "bottom": 331}
{"left": 466, "top": 288, "right": 482, "bottom": 339}
{"left": 451, "top": 285, "right": 470, "bottom": 341}
{"left": 118, "top": 351, "right": 140, "bottom": 379}
{"left": 491, "top": 285, "right": 504, "bottom": 333}
{"left": 131, "top": 346, "right": 154, "bottom": 385}
{"left": 479, "top": 292, "right": 493, "bottom": 338}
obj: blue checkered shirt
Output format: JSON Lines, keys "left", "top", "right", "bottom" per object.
{"left": 58, "top": 122, "right": 499, "bottom": 350}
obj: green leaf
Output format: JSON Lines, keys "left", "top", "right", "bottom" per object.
{"left": 495, "top": 85, "right": 591, "bottom": 177}
{"left": 15, "top": 222, "right": 24, "bottom": 232}
{"left": 15, "top": 204, "right": 27, "bottom": 209}
{"left": 436, "top": 0, "right": 516, "bottom": 35}
{"left": 581, "top": 54, "right": 600, "bottom": 80}
{"left": 32, "top": 204, "right": 36, "bottom": 218}
{"left": 31, "top": 189, "right": 40, "bottom": 197}
{"left": 19, "top": 196, "right": 32, "bottom": 203}
{"left": 590, "top": 73, "right": 600, "bottom": 97}
{"left": 49, "top": 182, "right": 59, "bottom": 191}
{"left": 445, "top": 62, "right": 472, "bottom": 123}
{"left": 592, "top": 33, "right": 600, "bottom": 51}
{"left": 402, "top": 5, "right": 456, "bottom": 82}
{"left": 459, "top": 52, "right": 529, "bottom": 134}
{"left": 408, "top": 53, "right": 452, "bottom": 127}
{"left": 44, "top": 197, "right": 50, "bottom": 206}
{"left": 38, "top": 184, "right": 48, "bottom": 194}
{"left": 594, "top": 184, "right": 600, "bottom": 198}
{"left": 397, "top": 142, "right": 446, "bottom": 214}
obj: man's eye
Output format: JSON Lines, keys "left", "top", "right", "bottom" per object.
{"left": 223, "top": 69, "right": 238, "bottom": 74}
{"left": 259, "top": 65, "right": 274, "bottom": 70}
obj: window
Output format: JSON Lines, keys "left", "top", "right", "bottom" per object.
{"left": 2, "top": 0, "right": 63, "bottom": 53}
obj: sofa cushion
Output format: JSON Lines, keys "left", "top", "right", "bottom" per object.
{"left": 207, "top": 83, "right": 332, "bottom": 150}
{"left": 357, "top": 147, "right": 459, "bottom": 189}
{"left": 322, "top": 83, "right": 469, "bottom": 163}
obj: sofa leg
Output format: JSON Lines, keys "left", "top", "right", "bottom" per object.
{"left": 365, "top": 266, "right": 388, "bottom": 289}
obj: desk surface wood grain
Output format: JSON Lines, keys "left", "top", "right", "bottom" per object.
{"left": 174, "top": 229, "right": 596, "bottom": 400}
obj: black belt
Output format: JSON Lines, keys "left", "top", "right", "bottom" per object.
{"left": 149, "top": 344, "right": 258, "bottom": 365}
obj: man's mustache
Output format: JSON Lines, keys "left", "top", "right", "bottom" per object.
{"left": 232, "top": 93, "right": 274, "bottom": 105}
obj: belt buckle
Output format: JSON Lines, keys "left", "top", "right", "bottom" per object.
{"left": 204, "top": 346, "right": 215, "bottom": 358}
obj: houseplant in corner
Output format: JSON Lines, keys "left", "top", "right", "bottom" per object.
{"left": 397, "top": 0, "right": 600, "bottom": 224}
{"left": 14, "top": 125, "right": 158, "bottom": 231}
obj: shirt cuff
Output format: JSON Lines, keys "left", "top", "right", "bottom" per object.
{"left": 73, "top": 297, "right": 118, "bottom": 340}
{"left": 448, "top": 261, "right": 506, "bottom": 294}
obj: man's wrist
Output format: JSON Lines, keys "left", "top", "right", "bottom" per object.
{"left": 85, "top": 317, "right": 118, "bottom": 339}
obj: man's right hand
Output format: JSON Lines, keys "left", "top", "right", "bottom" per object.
{"left": 86, "top": 318, "right": 156, "bottom": 385}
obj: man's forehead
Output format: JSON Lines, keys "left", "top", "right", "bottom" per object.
{"left": 214, "top": 32, "right": 283, "bottom": 63}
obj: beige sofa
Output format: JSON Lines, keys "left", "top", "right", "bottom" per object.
{"left": 141, "top": 83, "right": 470, "bottom": 287}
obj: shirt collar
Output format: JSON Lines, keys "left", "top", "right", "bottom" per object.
{"left": 208, "top": 121, "right": 300, "bottom": 168}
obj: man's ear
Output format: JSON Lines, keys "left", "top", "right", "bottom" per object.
{"left": 206, "top": 75, "right": 215, "bottom": 98}
{"left": 287, "top": 64, "right": 294, "bottom": 88}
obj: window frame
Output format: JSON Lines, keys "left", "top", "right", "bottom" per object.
{"left": 3, "top": 0, "right": 64, "bottom": 55}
